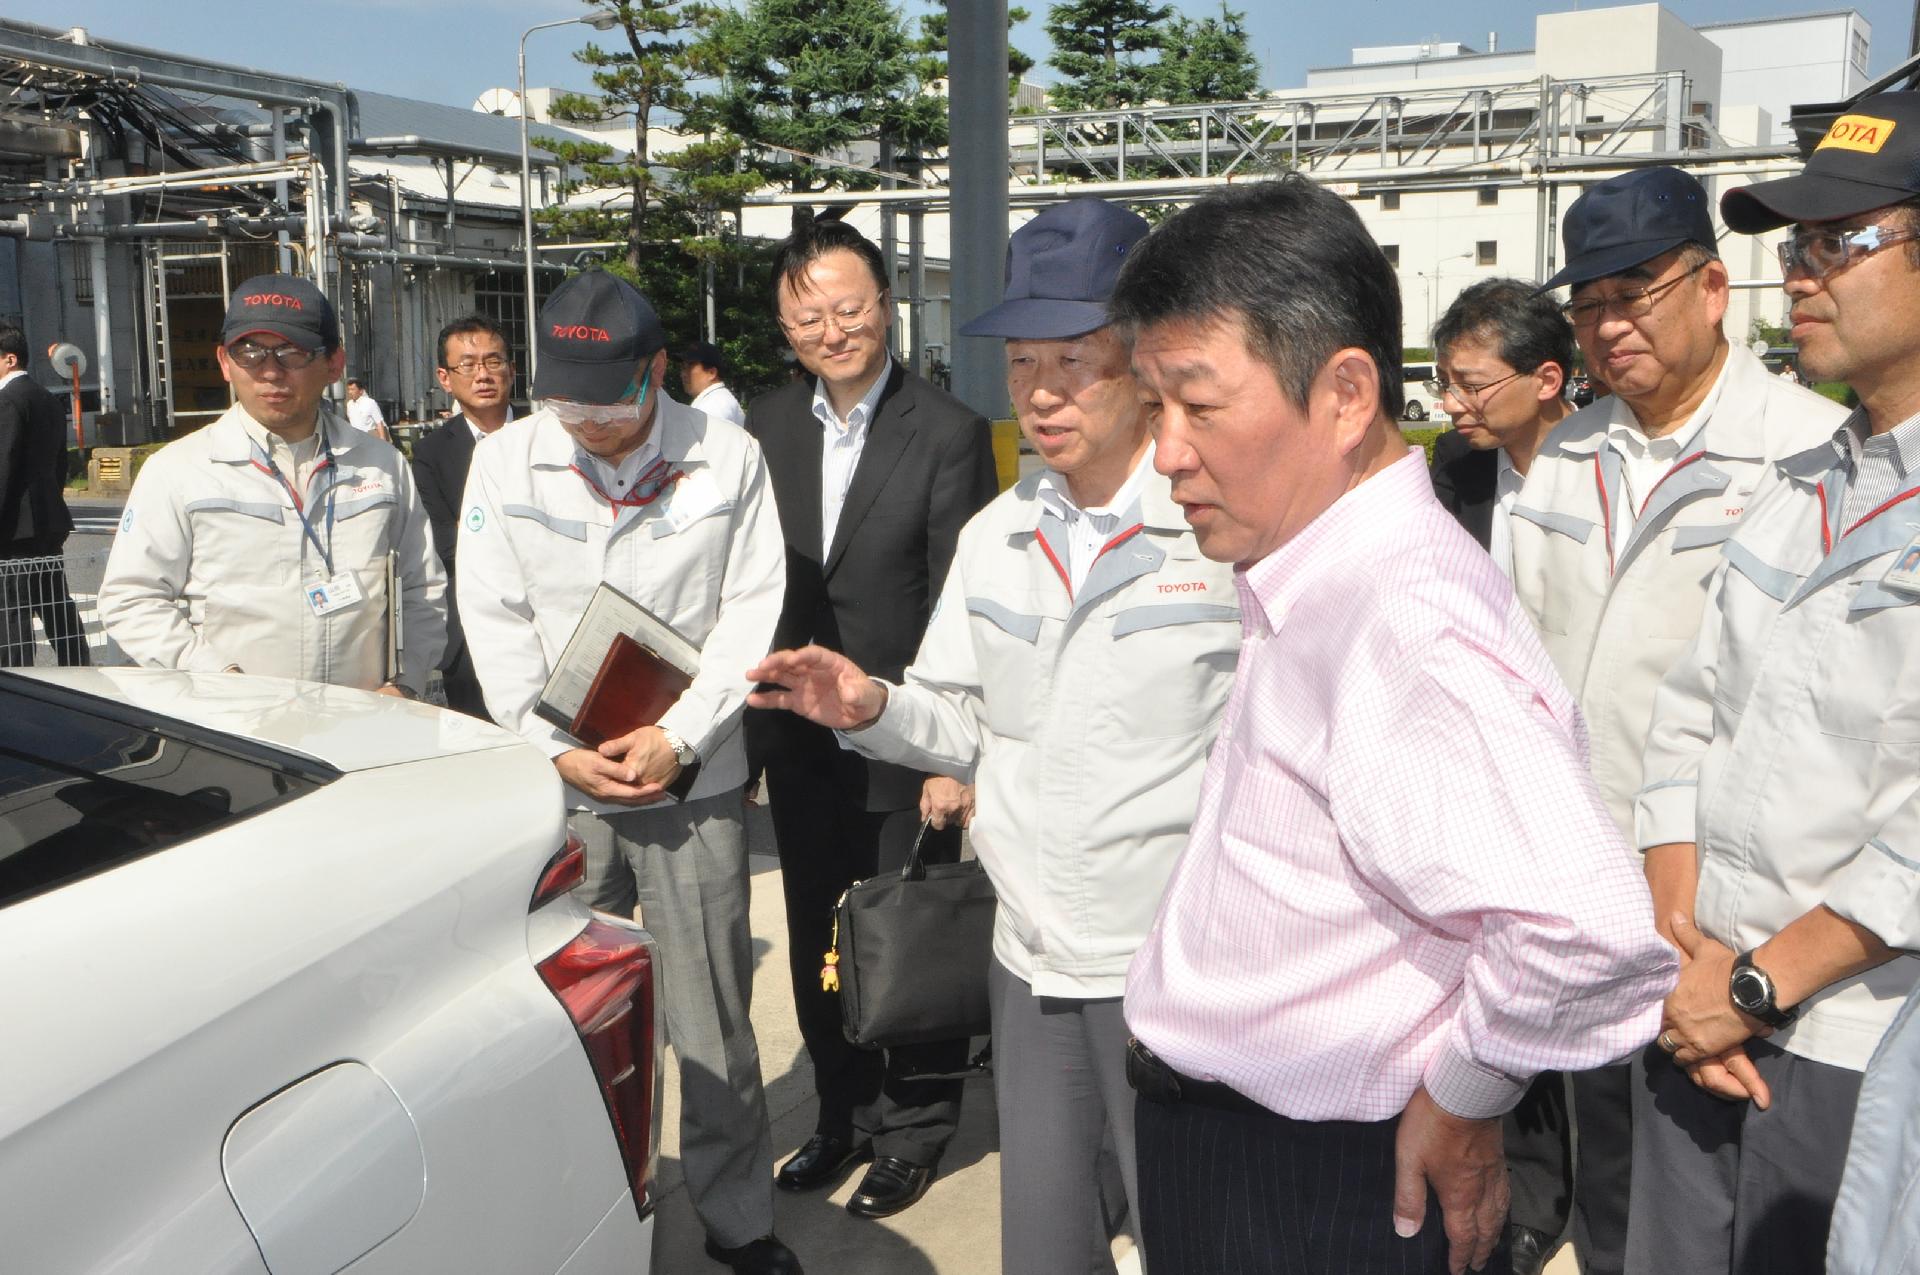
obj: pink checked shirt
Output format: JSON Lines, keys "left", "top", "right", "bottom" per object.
{"left": 1125, "top": 449, "right": 1678, "bottom": 1121}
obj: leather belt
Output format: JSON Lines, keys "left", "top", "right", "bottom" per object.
{"left": 1126, "top": 1037, "right": 1271, "bottom": 1118}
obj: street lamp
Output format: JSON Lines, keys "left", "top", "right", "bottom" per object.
{"left": 1417, "top": 251, "right": 1477, "bottom": 337}
{"left": 520, "top": 8, "right": 620, "bottom": 381}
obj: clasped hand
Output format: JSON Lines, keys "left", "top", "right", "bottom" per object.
{"left": 1657, "top": 913, "right": 1773, "bottom": 1108}
{"left": 553, "top": 724, "right": 681, "bottom": 805}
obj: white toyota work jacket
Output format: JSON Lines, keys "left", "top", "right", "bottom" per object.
{"left": 1510, "top": 347, "right": 1842, "bottom": 832}
{"left": 98, "top": 403, "right": 446, "bottom": 693}
{"left": 1637, "top": 439, "right": 1920, "bottom": 1071}
{"left": 455, "top": 397, "right": 784, "bottom": 812}
{"left": 848, "top": 467, "right": 1240, "bottom": 998}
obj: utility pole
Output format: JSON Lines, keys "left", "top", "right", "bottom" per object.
{"left": 948, "top": 1, "right": 1009, "bottom": 419}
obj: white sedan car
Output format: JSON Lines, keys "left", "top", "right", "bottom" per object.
{"left": 0, "top": 667, "right": 660, "bottom": 1275}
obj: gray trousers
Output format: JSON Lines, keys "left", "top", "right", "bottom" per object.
{"left": 572, "top": 793, "right": 776, "bottom": 1249}
{"left": 1625, "top": 1038, "right": 1862, "bottom": 1275}
{"left": 989, "top": 958, "right": 1140, "bottom": 1275}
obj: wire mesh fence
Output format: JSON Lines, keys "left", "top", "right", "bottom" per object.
{"left": 1, "top": 548, "right": 120, "bottom": 669}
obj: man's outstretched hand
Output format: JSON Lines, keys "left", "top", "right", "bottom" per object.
{"left": 746, "top": 645, "right": 887, "bottom": 730}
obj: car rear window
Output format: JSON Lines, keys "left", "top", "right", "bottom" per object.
{"left": 0, "top": 679, "right": 337, "bottom": 909}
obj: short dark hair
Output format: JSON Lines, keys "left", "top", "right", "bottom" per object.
{"left": 1108, "top": 176, "right": 1405, "bottom": 419}
{"left": 1432, "top": 278, "right": 1575, "bottom": 384}
{"left": 346, "top": 377, "right": 366, "bottom": 390}
{"left": 770, "top": 214, "right": 890, "bottom": 312}
{"left": 0, "top": 324, "right": 26, "bottom": 365}
{"left": 679, "top": 341, "right": 724, "bottom": 375}
{"left": 436, "top": 314, "right": 510, "bottom": 368}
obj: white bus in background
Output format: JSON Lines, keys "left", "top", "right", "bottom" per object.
{"left": 1400, "top": 363, "right": 1447, "bottom": 423}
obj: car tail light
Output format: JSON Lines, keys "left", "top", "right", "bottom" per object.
{"left": 531, "top": 834, "right": 587, "bottom": 908}
{"left": 536, "top": 914, "right": 662, "bottom": 1218}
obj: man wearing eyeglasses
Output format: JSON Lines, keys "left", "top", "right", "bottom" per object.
{"left": 1625, "top": 91, "right": 1920, "bottom": 1275}
{"left": 410, "top": 315, "right": 516, "bottom": 718}
{"left": 1499, "top": 169, "right": 1843, "bottom": 1275}
{"left": 1426, "top": 278, "right": 1576, "bottom": 579}
{"left": 742, "top": 214, "right": 997, "bottom": 1220}
{"left": 456, "top": 269, "right": 798, "bottom": 1275}
{"left": 99, "top": 273, "right": 445, "bottom": 696}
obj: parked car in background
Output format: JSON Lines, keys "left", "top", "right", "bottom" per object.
{"left": 1568, "top": 374, "right": 1599, "bottom": 408}
{"left": 1400, "top": 363, "right": 1445, "bottom": 421}
{"left": 0, "top": 667, "right": 661, "bottom": 1275}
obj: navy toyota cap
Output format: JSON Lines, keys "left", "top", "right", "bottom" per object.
{"left": 533, "top": 269, "right": 667, "bottom": 403}
{"left": 1542, "top": 167, "right": 1718, "bottom": 292}
{"left": 222, "top": 274, "right": 339, "bottom": 350}
{"left": 1723, "top": 92, "right": 1920, "bottom": 233}
{"left": 961, "top": 198, "right": 1151, "bottom": 339}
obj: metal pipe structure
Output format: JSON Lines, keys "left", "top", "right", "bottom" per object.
{"left": 519, "top": 10, "right": 619, "bottom": 382}
{"left": 946, "top": 0, "right": 1010, "bottom": 419}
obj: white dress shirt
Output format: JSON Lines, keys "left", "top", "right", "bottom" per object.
{"left": 1034, "top": 447, "right": 1155, "bottom": 595}
{"left": 345, "top": 394, "right": 386, "bottom": 435}
{"left": 690, "top": 381, "right": 746, "bottom": 427}
{"left": 811, "top": 361, "right": 891, "bottom": 561}
{"left": 1488, "top": 447, "right": 1524, "bottom": 579}
{"left": 466, "top": 406, "right": 513, "bottom": 444}
{"left": 0, "top": 369, "right": 25, "bottom": 393}
{"left": 1601, "top": 361, "right": 1726, "bottom": 555}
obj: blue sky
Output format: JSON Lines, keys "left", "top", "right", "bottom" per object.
{"left": 8, "top": 0, "right": 1912, "bottom": 112}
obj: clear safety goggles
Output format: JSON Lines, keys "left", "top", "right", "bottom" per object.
{"left": 538, "top": 370, "right": 651, "bottom": 426}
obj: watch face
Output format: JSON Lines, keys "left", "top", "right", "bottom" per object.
{"left": 1730, "top": 967, "right": 1767, "bottom": 1012}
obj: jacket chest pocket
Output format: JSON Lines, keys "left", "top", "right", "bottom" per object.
{"left": 966, "top": 595, "right": 1048, "bottom": 740}
{"left": 1512, "top": 505, "right": 1597, "bottom": 636}
{"left": 1711, "top": 540, "right": 1801, "bottom": 718}
{"left": 1103, "top": 603, "right": 1240, "bottom": 740}
{"left": 1811, "top": 580, "right": 1920, "bottom": 744}
{"left": 327, "top": 491, "right": 398, "bottom": 580}
{"left": 1645, "top": 523, "right": 1734, "bottom": 640}
{"left": 184, "top": 499, "right": 291, "bottom": 582}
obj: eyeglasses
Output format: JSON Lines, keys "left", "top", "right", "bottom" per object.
{"left": 445, "top": 354, "right": 511, "bottom": 376}
{"left": 1424, "top": 368, "right": 1527, "bottom": 404}
{"left": 779, "top": 296, "right": 884, "bottom": 344}
{"left": 1559, "top": 260, "right": 1710, "bottom": 328}
{"left": 1777, "top": 222, "right": 1920, "bottom": 282}
{"left": 227, "top": 339, "right": 323, "bottom": 370}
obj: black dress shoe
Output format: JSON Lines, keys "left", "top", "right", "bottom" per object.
{"left": 775, "top": 1133, "right": 871, "bottom": 1192}
{"left": 845, "top": 1156, "right": 935, "bottom": 1219}
{"left": 1505, "top": 1224, "right": 1555, "bottom": 1275}
{"left": 704, "top": 1234, "right": 804, "bottom": 1275}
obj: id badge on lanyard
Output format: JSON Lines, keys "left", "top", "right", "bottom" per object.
{"left": 257, "top": 431, "right": 351, "bottom": 613}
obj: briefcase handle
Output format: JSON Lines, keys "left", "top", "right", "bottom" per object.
{"left": 899, "top": 818, "right": 937, "bottom": 882}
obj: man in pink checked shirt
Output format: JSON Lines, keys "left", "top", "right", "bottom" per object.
{"left": 1111, "top": 177, "right": 1679, "bottom": 1275}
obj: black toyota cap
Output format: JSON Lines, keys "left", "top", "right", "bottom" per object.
{"left": 960, "top": 197, "right": 1151, "bottom": 339}
{"left": 222, "top": 274, "right": 339, "bottom": 350}
{"left": 1542, "top": 167, "right": 1718, "bottom": 292}
{"left": 1723, "top": 92, "right": 1920, "bottom": 233}
{"left": 533, "top": 269, "right": 667, "bottom": 403}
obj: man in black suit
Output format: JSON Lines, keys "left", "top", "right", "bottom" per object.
{"left": 745, "top": 215, "right": 998, "bottom": 1219}
{"left": 1427, "top": 278, "right": 1574, "bottom": 575}
{"left": 410, "top": 315, "right": 515, "bottom": 718}
{"left": 1426, "top": 278, "right": 1577, "bottom": 1275}
{"left": 0, "top": 324, "right": 86, "bottom": 667}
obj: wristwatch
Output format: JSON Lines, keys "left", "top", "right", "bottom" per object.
{"left": 659, "top": 728, "right": 697, "bottom": 770}
{"left": 1729, "top": 950, "right": 1797, "bottom": 1029}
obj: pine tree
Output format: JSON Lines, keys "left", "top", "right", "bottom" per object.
{"left": 696, "top": 0, "right": 936, "bottom": 196}
{"left": 913, "top": 5, "right": 1036, "bottom": 101}
{"left": 1151, "top": 4, "right": 1261, "bottom": 104}
{"left": 1044, "top": 0, "right": 1173, "bottom": 112}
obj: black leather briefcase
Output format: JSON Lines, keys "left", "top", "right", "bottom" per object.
{"left": 824, "top": 821, "right": 997, "bottom": 1050}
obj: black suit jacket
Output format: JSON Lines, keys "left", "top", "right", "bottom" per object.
{"left": 746, "top": 363, "right": 999, "bottom": 811}
{"left": 409, "top": 413, "right": 480, "bottom": 666}
{"left": 1428, "top": 428, "right": 1499, "bottom": 550}
{"left": 0, "top": 373, "right": 73, "bottom": 557}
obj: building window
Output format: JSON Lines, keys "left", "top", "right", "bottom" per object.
{"left": 1476, "top": 240, "right": 1498, "bottom": 266}
{"left": 1381, "top": 244, "right": 1399, "bottom": 266}
{"left": 1477, "top": 187, "right": 1499, "bottom": 207}
{"left": 1380, "top": 191, "right": 1400, "bottom": 211}
{"left": 59, "top": 242, "right": 94, "bottom": 305}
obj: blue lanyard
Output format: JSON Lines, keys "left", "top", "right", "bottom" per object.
{"left": 255, "top": 428, "right": 337, "bottom": 575}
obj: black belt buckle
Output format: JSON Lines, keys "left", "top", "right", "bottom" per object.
{"left": 1126, "top": 1037, "right": 1182, "bottom": 1104}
